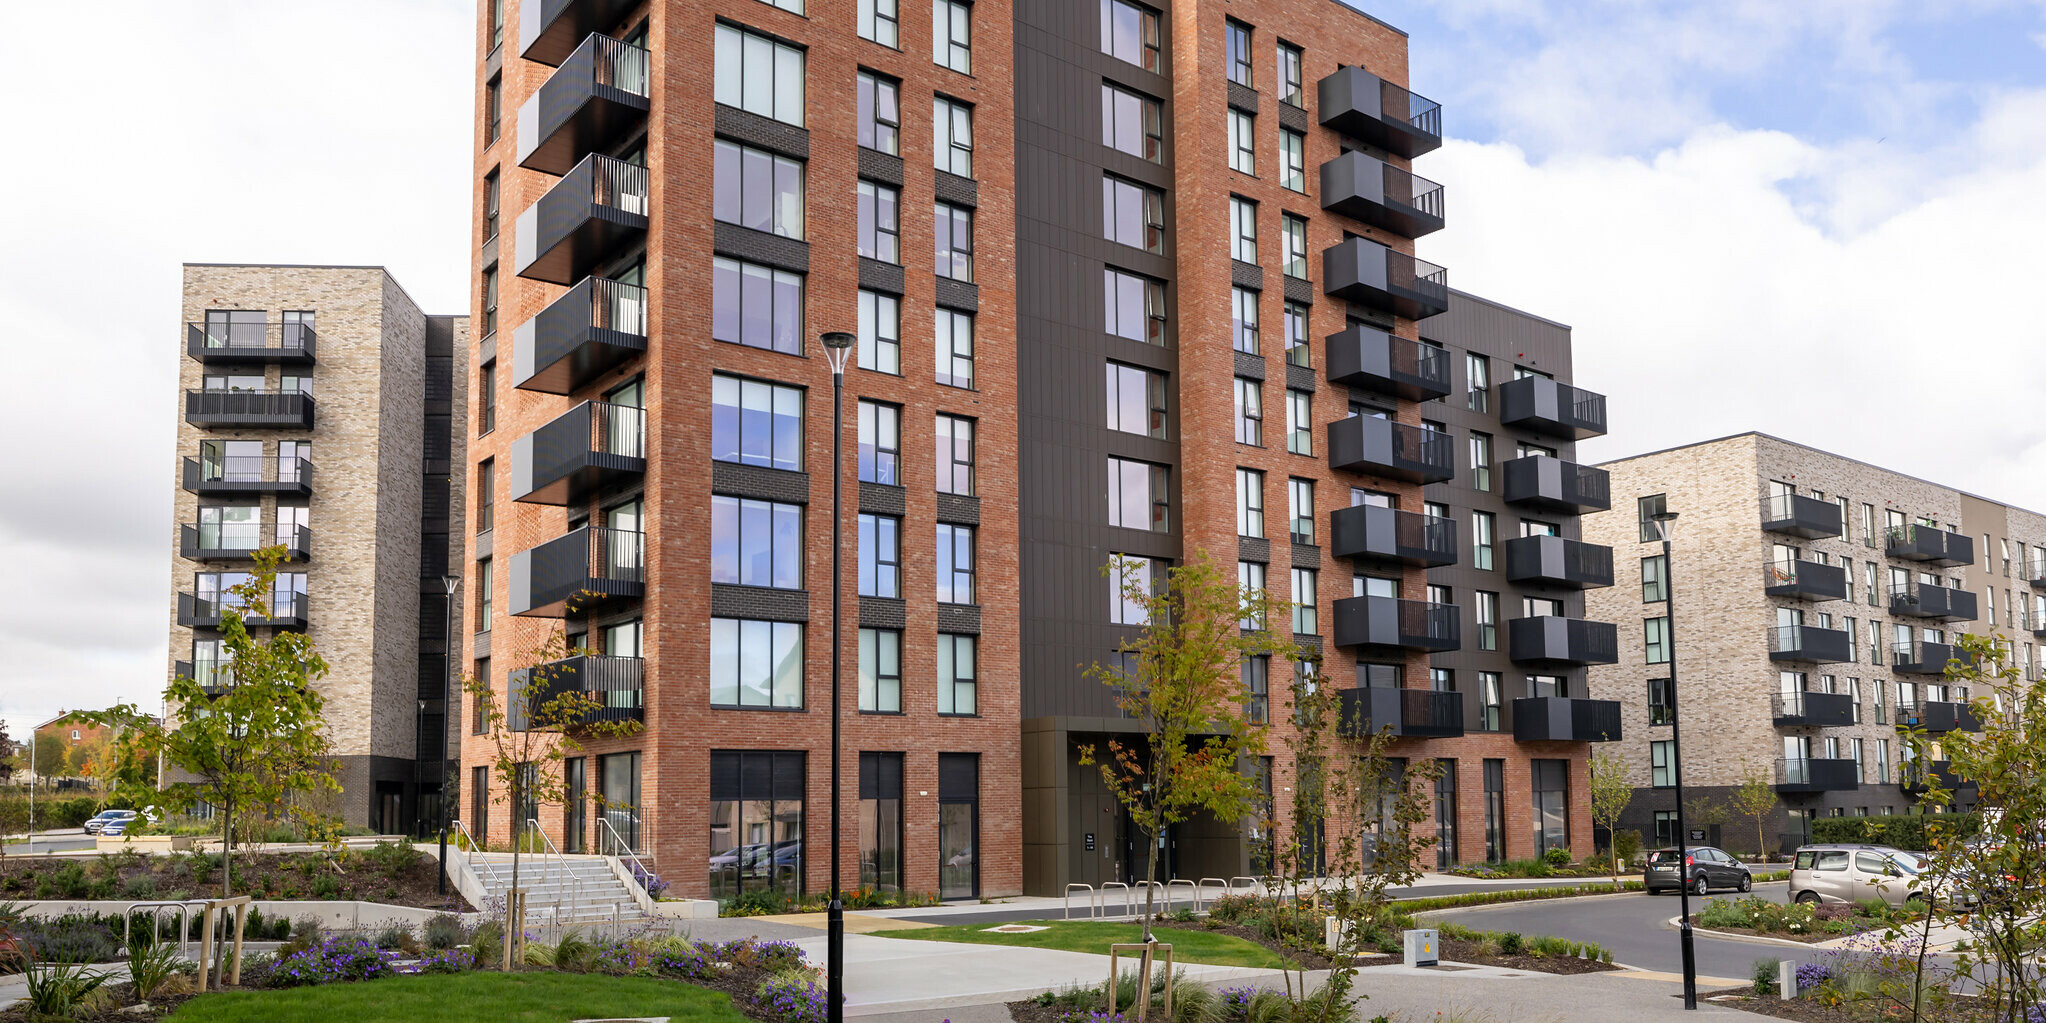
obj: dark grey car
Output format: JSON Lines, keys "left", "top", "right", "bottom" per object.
{"left": 1645, "top": 846, "right": 1754, "bottom": 895}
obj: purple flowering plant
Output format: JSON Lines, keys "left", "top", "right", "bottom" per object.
{"left": 270, "top": 935, "right": 402, "bottom": 988}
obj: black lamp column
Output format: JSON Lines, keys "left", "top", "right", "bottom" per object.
{"left": 438, "top": 573, "right": 459, "bottom": 896}
{"left": 1653, "top": 510, "right": 1698, "bottom": 1010}
{"left": 819, "top": 330, "right": 856, "bottom": 1023}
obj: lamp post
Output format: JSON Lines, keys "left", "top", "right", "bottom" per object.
{"left": 437, "top": 573, "right": 459, "bottom": 896}
{"left": 818, "top": 330, "right": 856, "bottom": 1023}
{"left": 1651, "top": 510, "right": 1698, "bottom": 1010}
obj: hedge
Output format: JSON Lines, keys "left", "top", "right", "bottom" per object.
{"left": 1809, "top": 812, "right": 1979, "bottom": 851}
{"left": 0, "top": 795, "right": 112, "bottom": 830}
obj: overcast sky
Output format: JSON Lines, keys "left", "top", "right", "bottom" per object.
{"left": 2, "top": 1, "right": 2042, "bottom": 739}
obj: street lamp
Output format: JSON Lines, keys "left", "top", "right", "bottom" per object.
{"left": 438, "top": 573, "right": 459, "bottom": 896}
{"left": 818, "top": 329, "right": 856, "bottom": 1023}
{"left": 1651, "top": 510, "right": 1698, "bottom": 1010}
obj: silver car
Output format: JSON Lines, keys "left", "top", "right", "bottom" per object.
{"left": 1789, "top": 844, "right": 1928, "bottom": 907}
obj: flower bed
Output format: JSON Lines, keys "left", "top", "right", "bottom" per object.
{"left": 1692, "top": 897, "right": 1922, "bottom": 943}
{"left": 0, "top": 842, "right": 468, "bottom": 911}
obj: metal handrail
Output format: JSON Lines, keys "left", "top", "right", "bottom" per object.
{"left": 596, "top": 812, "right": 652, "bottom": 897}
{"left": 451, "top": 818, "right": 504, "bottom": 890}
{"left": 188, "top": 319, "right": 318, "bottom": 354}
{"left": 527, "top": 817, "right": 581, "bottom": 916}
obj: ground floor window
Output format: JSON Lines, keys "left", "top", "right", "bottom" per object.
{"left": 1532, "top": 758, "right": 1568, "bottom": 854}
{"left": 564, "top": 757, "right": 586, "bottom": 853}
{"left": 938, "top": 753, "right": 978, "bottom": 900}
{"left": 1654, "top": 810, "right": 1677, "bottom": 847}
{"left": 600, "top": 751, "right": 642, "bottom": 854}
{"left": 1435, "top": 759, "right": 1458, "bottom": 869}
{"left": 1482, "top": 759, "right": 1504, "bottom": 863}
{"left": 710, "top": 750, "right": 803, "bottom": 902}
{"left": 469, "top": 766, "right": 489, "bottom": 846}
{"left": 859, "top": 752, "right": 904, "bottom": 893}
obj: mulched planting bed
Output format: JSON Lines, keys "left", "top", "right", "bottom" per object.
{"left": 0, "top": 980, "right": 200, "bottom": 1022}
{"left": 0, "top": 846, "right": 470, "bottom": 912}
{"left": 1699, "top": 987, "right": 1997, "bottom": 1023}
{"left": 1148, "top": 919, "right": 1341, "bottom": 970}
{"left": 1357, "top": 937, "right": 1618, "bottom": 975}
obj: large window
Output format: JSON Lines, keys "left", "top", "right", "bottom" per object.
{"left": 1532, "top": 759, "right": 1568, "bottom": 854}
{"left": 709, "top": 750, "right": 803, "bottom": 900}
{"left": 934, "top": 97, "right": 974, "bottom": 175}
{"left": 858, "top": 400, "right": 900, "bottom": 484}
{"left": 1225, "top": 19, "right": 1252, "bottom": 84}
{"left": 1638, "top": 493, "right": 1668, "bottom": 542}
{"left": 1482, "top": 760, "right": 1505, "bottom": 862}
{"left": 1105, "top": 362, "right": 1167, "bottom": 438}
{"left": 938, "top": 753, "right": 979, "bottom": 898}
{"left": 1236, "top": 468, "right": 1265, "bottom": 538}
{"left": 935, "top": 202, "right": 973, "bottom": 281}
{"left": 714, "top": 140, "right": 805, "bottom": 239}
{"left": 710, "top": 619, "right": 804, "bottom": 708}
{"left": 1109, "top": 553, "right": 1161, "bottom": 625}
{"left": 712, "top": 375, "right": 803, "bottom": 472}
{"left": 858, "top": 0, "right": 899, "bottom": 46}
{"left": 1101, "top": 84, "right": 1163, "bottom": 162}
{"left": 858, "top": 514, "right": 901, "bottom": 597}
{"left": 1288, "top": 478, "right": 1315, "bottom": 544}
{"left": 936, "top": 308, "right": 975, "bottom": 388}
{"left": 1228, "top": 109, "right": 1256, "bottom": 173}
{"left": 1280, "top": 215, "right": 1308, "bottom": 278}
{"left": 1104, "top": 268, "right": 1165, "bottom": 344}
{"left": 1648, "top": 678, "right": 1674, "bottom": 726}
{"left": 712, "top": 257, "right": 803, "bottom": 355}
{"left": 1641, "top": 554, "right": 1668, "bottom": 602}
{"left": 858, "top": 290, "right": 900, "bottom": 374}
{"left": 859, "top": 629, "right": 901, "bottom": 713}
{"left": 1279, "top": 130, "right": 1305, "bottom": 192}
{"left": 1100, "top": 0, "right": 1161, "bottom": 71}
{"left": 936, "top": 414, "right": 975, "bottom": 495}
{"left": 475, "top": 459, "right": 495, "bottom": 534}
{"left": 1285, "top": 390, "right": 1312, "bottom": 455}
{"left": 857, "top": 181, "right": 899, "bottom": 262}
{"left": 857, "top": 72, "right": 900, "bottom": 153}
{"left": 1238, "top": 561, "right": 1267, "bottom": 629}
{"left": 1650, "top": 740, "right": 1675, "bottom": 787}
{"left": 715, "top": 25, "right": 805, "bottom": 126}
{"left": 1103, "top": 176, "right": 1164, "bottom": 253}
{"left": 1465, "top": 353, "right": 1490, "bottom": 411}
{"left": 1234, "top": 377, "right": 1263, "bottom": 445}
{"left": 1243, "top": 657, "right": 1269, "bottom": 724}
{"left": 1231, "top": 287, "right": 1259, "bottom": 353}
{"left": 1108, "top": 457, "right": 1169, "bottom": 531}
{"left": 711, "top": 496, "right": 802, "bottom": 589}
{"left": 1230, "top": 197, "right": 1257, "bottom": 263}
{"left": 1277, "top": 41, "right": 1303, "bottom": 105}
{"left": 1292, "top": 567, "right": 1318, "bottom": 635}
{"left": 1645, "top": 616, "right": 1671, "bottom": 664}
{"left": 933, "top": 0, "right": 971, "bottom": 71}
{"left": 938, "top": 524, "right": 976, "bottom": 604}
{"left": 858, "top": 752, "right": 902, "bottom": 893}
{"left": 939, "top": 635, "right": 977, "bottom": 714}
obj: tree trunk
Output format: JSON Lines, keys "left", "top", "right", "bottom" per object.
{"left": 1142, "top": 813, "right": 1159, "bottom": 944}
{"left": 221, "top": 796, "right": 234, "bottom": 897}
{"left": 509, "top": 815, "right": 523, "bottom": 968}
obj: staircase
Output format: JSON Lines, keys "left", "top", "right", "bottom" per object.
{"left": 465, "top": 853, "right": 647, "bottom": 926}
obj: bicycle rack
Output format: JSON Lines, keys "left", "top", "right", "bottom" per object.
{"left": 1197, "top": 877, "right": 1229, "bottom": 908}
{"left": 123, "top": 900, "right": 207, "bottom": 962}
{"left": 1100, "top": 881, "right": 1132, "bottom": 919}
{"left": 1166, "top": 878, "right": 1201, "bottom": 913}
{"left": 1064, "top": 883, "right": 1097, "bottom": 920}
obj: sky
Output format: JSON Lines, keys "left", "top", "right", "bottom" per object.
{"left": 1, "top": 1, "right": 2043, "bottom": 738}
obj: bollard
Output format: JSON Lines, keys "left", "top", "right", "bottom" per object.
{"left": 1779, "top": 960, "right": 1798, "bottom": 999}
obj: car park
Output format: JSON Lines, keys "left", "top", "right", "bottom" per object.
{"left": 82, "top": 809, "right": 137, "bottom": 835}
{"left": 1789, "top": 844, "right": 1932, "bottom": 907}
{"left": 1645, "top": 845, "right": 1754, "bottom": 895}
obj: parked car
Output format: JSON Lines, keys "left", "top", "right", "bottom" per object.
{"left": 1645, "top": 845, "right": 1754, "bottom": 895}
{"left": 82, "top": 809, "right": 137, "bottom": 835}
{"left": 100, "top": 818, "right": 132, "bottom": 837}
{"left": 1789, "top": 844, "right": 1933, "bottom": 907}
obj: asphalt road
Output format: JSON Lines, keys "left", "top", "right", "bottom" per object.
{"left": 1427, "top": 882, "right": 1801, "bottom": 981}
{"left": 2, "top": 835, "right": 96, "bottom": 855}
{"left": 899, "top": 878, "right": 1656, "bottom": 927}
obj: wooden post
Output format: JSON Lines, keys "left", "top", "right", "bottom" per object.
{"left": 229, "top": 899, "right": 249, "bottom": 986}
{"left": 1107, "top": 941, "right": 1173, "bottom": 1023}
{"left": 195, "top": 903, "right": 216, "bottom": 993}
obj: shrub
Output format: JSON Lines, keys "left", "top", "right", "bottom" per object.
{"left": 1498, "top": 932, "right": 1523, "bottom": 955}
{"left": 629, "top": 861, "right": 669, "bottom": 899}
{"left": 311, "top": 872, "right": 341, "bottom": 898}
{"left": 552, "top": 929, "right": 594, "bottom": 973}
{"left": 1752, "top": 957, "right": 1779, "bottom": 996}
{"left": 21, "top": 957, "right": 112, "bottom": 1018}
{"left": 1613, "top": 829, "right": 1642, "bottom": 867}
{"left": 372, "top": 922, "right": 417, "bottom": 953}
{"left": 755, "top": 969, "right": 829, "bottom": 1023}
{"left": 1809, "top": 812, "right": 1979, "bottom": 851}
{"left": 715, "top": 938, "right": 807, "bottom": 973}
{"left": 415, "top": 947, "right": 476, "bottom": 974}
{"left": 652, "top": 937, "right": 710, "bottom": 980}
{"left": 423, "top": 913, "right": 465, "bottom": 951}
{"left": 1795, "top": 960, "right": 1832, "bottom": 994}
{"left": 468, "top": 919, "right": 504, "bottom": 968}
{"left": 1542, "top": 847, "right": 1571, "bottom": 867}
{"left": 13, "top": 915, "right": 123, "bottom": 964}
{"left": 591, "top": 939, "right": 652, "bottom": 976}
{"left": 362, "top": 839, "right": 418, "bottom": 877}
{"left": 127, "top": 937, "right": 189, "bottom": 1000}
{"left": 269, "top": 935, "right": 401, "bottom": 987}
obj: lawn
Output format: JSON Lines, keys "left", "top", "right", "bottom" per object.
{"left": 872, "top": 919, "right": 1294, "bottom": 968}
{"left": 164, "top": 971, "right": 750, "bottom": 1023}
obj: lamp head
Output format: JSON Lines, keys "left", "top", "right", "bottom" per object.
{"left": 819, "top": 331, "right": 856, "bottom": 374}
{"left": 1651, "top": 510, "right": 1679, "bottom": 544}
{"left": 441, "top": 574, "right": 460, "bottom": 596}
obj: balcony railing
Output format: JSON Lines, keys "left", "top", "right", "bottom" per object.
{"left": 1326, "top": 416, "right": 1454, "bottom": 483}
{"left": 186, "top": 320, "right": 316, "bottom": 364}
{"left": 1763, "top": 559, "right": 1847, "bottom": 601}
{"left": 1500, "top": 455, "right": 1610, "bottom": 513}
{"left": 1499, "top": 376, "right": 1607, "bottom": 440}
{"left": 518, "top": 0, "right": 641, "bottom": 66}
{"left": 177, "top": 591, "right": 309, "bottom": 629}
{"left": 515, "top": 153, "right": 650, "bottom": 285}
{"left": 1899, "top": 759, "right": 1978, "bottom": 798}
{"left": 184, "top": 390, "right": 315, "bottom": 429}
{"left": 1888, "top": 581, "right": 1977, "bottom": 622}
{"left": 1336, "top": 687, "right": 1464, "bottom": 738}
{"left": 1771, "top": 690, "right": 1855, "bottom": 728}
{"left": 1322, "top": 237, "right": 1449, "bottom": 320}
{"left": 508, "top": 654, "right": 644, "bottom": 731}
{"left": 510, "top": 525, "right": 645, "bottom": 617}
{"left": 1318, "top": 151, "right": 1445, "bottom": 237}
{"left": 1316, "top": 66, "right": 1443, "bottom": 157}
{"left": 1768, "top": 624, "right": 1853, "bottom": 663}
{"left": 182, "top": 456, "right": 313, "bottom": 495}
{"left": 1885, "top": 525, "right": 1975, "bottom": 567}
{"left": 512, "top": 400, "right": 646, "bottom": 505}
{"left": 1328, "top": 505, "right": 1456, "bottom": 567}
{"left": 514, "top": 276, "right": 648, "bottom": 394}
{"left": 1322, "top": 325, "right": 1452, "bottom": 400}
{"left": 180, "top": 523, "right": 312, "bottom": 562}
{"left": 1892, "top": 640, "right": 1962, "bottom": 674}
{"left": 1775, "top": 757, "right": 1859, "bottom": 793}
{"left": 1761, "top": 494, "right": 1843, "bottom": 539}
{"left": 1504, "top": 535, "right": 1614, "bottom": 589}
{"left": 1512, "top": 697, "right": 1623, "bottom": 743}
{"left": 1896, "top": 701, "right": 1983, "bottom": 733}
{"left": 1506, "top": 616, "right": 1618, "bottom": 665}
{"left": 1331, "top": 595, "right": 1460, "bottom": 652}
{"left": 517, "top": 33, "right": 651, "bottom": 175}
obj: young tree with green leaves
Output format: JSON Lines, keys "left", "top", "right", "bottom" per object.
{"left": 1079, "top": 553, "right": 1292, "bottom": 942}
{"left": 32, "top": 732, "right": 65, "bottom": 780}
{"left": 1587, "top": 746, "right": 1634, "bottom": 886}
{"left": 1728, "top": 765, "right": 1779, "bottom": 860}
{"left": 1683, "top": 793, "right": 1730, "bottom": 847}
{"left": 80, "top": 548, "right": 339, "bottom": 896}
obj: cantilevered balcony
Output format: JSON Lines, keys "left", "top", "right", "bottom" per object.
{"left": 1500, "top": 455, "right": 1610, "bottom": 514}
{"left": 1331, "top": 596, "right": 1459, "bottom": 652}
{"left": 2030, "top": 557, "right": 2046, "bottom": 590}
{"left": 1761, "top": 494, "right": 1843, "bottom": 539}
{"left": 1328, "top": 505, "right": 1456, "bottom": 567}
{"left": 1499, "top": 376, "right": 1607, "bottom": 440}
{"left": 186, "top": 321, "right": 315, "bottom": 365}
{"left": 1892, "top": 640, "right": 1961, "bottom": 675}
{"left": 1504, "top": 535, "right": 1614, "bottom": 589}
{"left": 1326, "top": 416, "right": 1454, "bottom": 484}
{"left": 1507, "top": 616, "right": 1618, "bottom": 666}
{"left": 515, "top": 153, "right": 649, "bottom": 285}
{"left": 182, "top": 456, "right": 313, "bottom": 497}
{"left": 1899, "top": 760, "right": 1977, "bottom": 799}
{"left": 1513, "top": 697, "right": 1623, "bottom": 743}
{"left": 1318, "top": 152, "right": 1444, "bottom": 237}
{"left": 184, "top": 390, "right": 314, "bottom": 430}
{"left": 517, "top": 33, "right": 650, "bottom": 175}
{"left": 1336, "top": 687, "right": 1463, "bottom": 739}
{"left": 1888, "top": 581, "right": 1977, "bottom": 622}
{"left": 1322, "top": 325, "right": 1451, "bottom": 400}
{"left": 1764, "top": 559, "right": 1847, "bottom": 601}
{"left": 1772, "top": 691, "right": 1855, "bottom": 728}
{"left": 180, "top": 523, "right": 312, "bottom": 563}
{"left": 1322, "top": 238, "right": 1448, "bottom": 320}
{"left": 1896, "top": 701, "right": 1983, "bottom": 733}
{"left": 176, "top": 591, "right": 309, "bottom": 630}
{"left": 518, "top": 0, "right": 642, "bottom": 66}
{"left": 511, "top": 400, "right": 646, "bottom": 505}
{"left": 1775, "top": 757, "right": 1859, "bottom": 794}
{"left": 507, "top": 654, "right": 644, "bottom": 730}
{"left": 1885, "top": 525, "right": 1974, "bottom": 567}
{"left": 1769, "top": 624, "right": 1853, "bottom": 663}
{"left": 510, "top": 525, "right": 644, "bottom": 617}
{"left": 513, "top": 276, "right": 648, "bottom": 394}
{"left": 1316, "top": 65, "right": 1442, "bottom": 157}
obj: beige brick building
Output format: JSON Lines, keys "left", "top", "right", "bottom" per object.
{"left": 168, "top": 264, "right": 467, "bottom": 833}
{"left": 1583, "top": 432, "right": 2046, "bottom": 854}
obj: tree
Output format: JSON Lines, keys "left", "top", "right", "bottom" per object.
{"left": 1682, "top": 793, "right": 1729, "bottom": 846}
{"left": 1587, "top": 746, "right": 1634, "bottom": 886}
{"left": 462, "top": 631, "right": 641, "bottom": 968}
{"left": 0, "top": 719, "right": 16, "bottom": 781}
{"left": 79, "top": 548, "right": 340, "bottom": 896}
{"left": 1728, "top": 766, "right": 1779, "bottom": 860}
{"left": 32, "top": 732, "right": 65, "bottom": 779}
{"left": 1079, "top": 553, "right": 1292, "bottom": 942}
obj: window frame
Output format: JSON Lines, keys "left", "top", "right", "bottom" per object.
{"left": 1228, "top": 108, "right": 1256, "bottom": 174}
{"left": 857, "top": 179, "right": 900, "bottom": 263}
{"left": 1234, "top": 377, "right": 1263, "bottom": 445}
{"left": 709, "top": 617, "right": 806, "bottom": 709}
{"left": 938, "top": 523, "right": 977, "bottom": 604}
{"left": 715, "top": 24, "right": 806, "bottom": 127}
{"left": 1278, "top": 129, "right": 1305, "bottom": 192}
{"left": 857, "top": 512, "right": 902, "bottom": 598}
{"left": 933, "top": 0, "right": 971, "bottom": 73}
{"left": 1279, "top": 214, "right": 1308, "bottom": 278}
{"left": 936, "top": 414, "right": 976, "bottom": 496}
{"left": 857, "top": 71, "right": 901, "bottom": 154}
{"left": 1236, "top": 467, "right": 1266, "bottom": 538}
{"left": 935, "top": 201, "right": 974, "bottom": 281}
{"left": 858, "top": 290, "right": 901, "bottom": 374}
{"left": 935, "top": 307, "right": 975, "bottom": 388}
{"left": 934, "top": 96, "right": 975, "bottom": 176}
{"left": 1229, "top": 196, "right": 1257, "bottom": 263}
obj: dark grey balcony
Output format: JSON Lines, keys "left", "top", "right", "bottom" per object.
{"left": 1769, "top": 624, "right": 1853, "bottom": 663}
{"left": 517, "top": 34, "right": 650, "bottom": 175}
{"left": 1328, "top": 505, "right": 1455, "bottom": 567}
{"left": 1504, "top": 535, "right": 1614, "bottom": 589}
{"left": 1336, "top": 687, "right": 1463, "bottom": 739}
{"left": 1775, "top": 758, "right": 1859, "bottom": 794}
{"left": 1507, "top": 616, "right": 1618, "bottom": 666}
{"left": 1500, "top": 455, "right": 1610, "bottom": 513}
{"left": 518, "top": 0, "right": 641, "bottom": 66}
{"left": 1772, "top": 691, "right": 1855, "bottom": 728}
{"left": 1764, "top": 559, "right": 1847, "bottom": 601}
{"left": 1889, "top": 581, "right": 1977, "bottom": 622}
{"left": 184, "top": 390, "right": 314, "bottom": 430}
{"left": 1499, "top": 376, "right": 1607, "bottom": 440}
{"left": 1761, "top": 494, "right": 1842, "bottom": 539}
{"left": 508, "top": 655, "right": 644, "bottom": 731}
{"left": 1899, "top": 761, "right": 1978, "bottom": 799}
{"left": 1512, "top": 697, "right": 1622, "bottom": 743}
{"left": 510, "top": 525, "right": 644, "bottom": 617}
{"left": 1892, "top": 640, "right": 1961, "bottom": 675}
{"left": 186, "top": 321, "right": 315, "bottom": 365}
{"left": 515, "top": 153, "right": 649, "bottom": 285}
{"left": 1322, "top": 238, "right": 1448, "bottom": 320}
{"left": 513, "top": 276, "right": 648, "bottom": 394}
{"left": 1331, "top": 596, "right": 1460, "bottom": 652}
{"left": 512, "top": 401, "right": 646, "bottom": 505}
{"left": 1896, "top": 701, "right": 1982, "bottom": 733}
{"left": 1318, "top": 151, "right": 1444, "bottom": 237}
{"left": 1326, "top": 416, "right": 1453, "bottom": 484}
{"left": 182, "top": 456, "right": 313, "bottom": 497}
{"left": 1886, "top": 525, "right": 1974, "bottom": 567}
{"left": 1322, "top": 325, "right": 1451, "bottom": 400}
{"left": 180, "top": 523, "right": 312, "bottom": 562}
{"left": 177, "top": 591, "right": 309, "bottom": 630}
{"left": 1316, "top": 66, "right": 1442, "bottom": 157}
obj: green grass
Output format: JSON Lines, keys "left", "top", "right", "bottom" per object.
{"left": 165, "top": 971, "right": 750, "bottom": 1023}
{"left": 872, "top": 919, "right": 1293, "bottom": 968}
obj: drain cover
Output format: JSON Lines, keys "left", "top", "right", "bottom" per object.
{"left": 984, "top": 924, "right": 1050, "bottom": 933}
